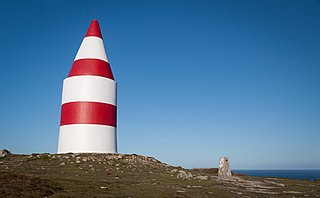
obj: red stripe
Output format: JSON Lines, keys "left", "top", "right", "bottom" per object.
{"left": 85, "top": 20, "right": 102, "bottom": 38}
{"left": 60, "top": 102, "right": 116, "bottom": 127}
{"left": 68, "top": 59, "right": 114, "bottom": 80}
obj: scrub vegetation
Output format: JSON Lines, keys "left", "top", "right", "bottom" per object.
{"left": 1, "top": 153, "right": 319, "bottom": 197}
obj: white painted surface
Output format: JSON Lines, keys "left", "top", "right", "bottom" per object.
{"left": 62, "top": 76, "right": 116, "bottom": 105}
{"left": 75, "top": 37, "right": 108, "bottom": 62}
{"left": 58, "top": 124, "right": 117, "bottom": 153}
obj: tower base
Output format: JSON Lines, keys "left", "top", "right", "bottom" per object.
{"left": 58, "top": 124, "right": 117, "bottom": 154}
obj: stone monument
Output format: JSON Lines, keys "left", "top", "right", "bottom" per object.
{"left": 218, "top": 157, "right": 232, "bottom": 177}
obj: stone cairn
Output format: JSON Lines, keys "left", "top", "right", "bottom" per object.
{"left": 218, "top": 157, "right": 232, "bottom": 178}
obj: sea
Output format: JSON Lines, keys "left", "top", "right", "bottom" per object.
{"left": 233, "top": 170, "right": 320, "bottom": 181}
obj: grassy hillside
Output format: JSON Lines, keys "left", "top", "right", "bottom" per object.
{"left": 1, "top": 153, "right": 319, "bottom": 197}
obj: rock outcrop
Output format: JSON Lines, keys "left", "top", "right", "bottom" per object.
{"left": 0, "top": 149, "right": 11, "bottom": 158}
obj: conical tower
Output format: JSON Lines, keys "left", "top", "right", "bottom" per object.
{"left": 58, "top": 20, "right": 117, "bottom": 153}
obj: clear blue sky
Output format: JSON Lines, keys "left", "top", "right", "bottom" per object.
{"left": 0, "top": 0, "right": 319, "bottom": 169}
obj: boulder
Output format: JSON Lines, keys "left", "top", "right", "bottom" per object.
{"left": 177, "top": 170, "right": 193, "bottom": 180}
{"left": 195, "top": 175, "right": 208, "bottom": 180}
{"left": 0, "top": 149, "right": 11, "bottom": 158}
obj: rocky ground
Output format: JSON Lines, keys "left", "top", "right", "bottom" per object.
{"left": 0, "top": 153, "right": 319, "bottom": 197}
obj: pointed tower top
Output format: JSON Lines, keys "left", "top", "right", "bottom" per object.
{"left": 85, "top": 19, "right": 103, "bottom": 38}
{"left": 68, "top": 20, "right": 114, "bottom": 80}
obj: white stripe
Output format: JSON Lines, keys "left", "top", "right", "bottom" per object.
{"left": 75, "top": 37, "right": 109, "bottom": 62}
{"left": 58, "top": 124, "right": 117, "bottom": 154}
{"left": 62, "top": 76, "right": 116, "bottom": 105}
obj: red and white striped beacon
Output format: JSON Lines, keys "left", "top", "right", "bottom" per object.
{"left": 58, "top": 20, "right": 117, "bottom": 154}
